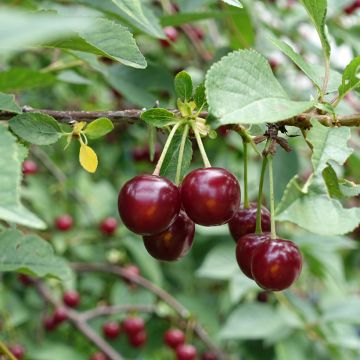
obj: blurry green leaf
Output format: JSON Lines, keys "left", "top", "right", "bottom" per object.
{"left": 222, "top": 0, "right": 243, "bottom": 8}
{"left": 276, "top": 333, "right": 314, "bottom": 360}
{"left": 57, "top": 70, "right": 92, "bottom": 85}
{"left": 0, "top": 229, "right": 72, "bottom": 280}
{"left": 111, "top": 281, "right": 156, "bottom": 306}
{"left": 338, "top": 56, "right": 360, "bottom": 101}
{"left": 228, "top": 7, "right": 255, "bottom": 49}
{"left": 339, "top": 180, "right": 360, "bottom": 197}
{"left": 229, "top": 272, "right": 258, "bottom": 303}
{"left": 323, "top": 298, "right": 360, "bottom": 324}
{"left": 9, "top": 113, "right": 62, "bottom": 145}
{"left": 322, "top": 165, "right": 342, "bottom": 199}
{"left": 206, "top": 50, "right": 314, "bottom": 124}
{"left": 84, "top": 117, "right": 114, "bottom": 139}
{"left": 141, "top": 108, "right": 177, "bottom": 128}
{"left": 28, "top": 342, "right": 84, "bottom": 360}
{"left": 194, "top": 83, "right": 207, "bottom": 109}
{"left": 175, "top": 71, "right": 193, "bottom": 102}
{"left": 0, "top": 93, "right": 21, "bottom": 113}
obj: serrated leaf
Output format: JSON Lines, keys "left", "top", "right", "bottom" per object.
{"left": 84, "top": 117, "right": 114, "bottom": 139}
{"left": 300, "top": 0, "right": 330, "bottom": 58}
{"left": 0, "top": 229, "right": 72, "bottom": 280}
{"left": 338, "top": 56, "right": 360, "bottom": 101}
{"left": 141, "top": 108, "right": 177, "bottom": 128}
{"left": 9, "top": 113, "right": 62, "bottom": 145}
{"left": 175, "top": 71, "right": 193, "bottom": 102}
{"left": 194, "top": 83, "right": 207, "bottom": 109}
{"left": 0, "top": 93, "right": 21, "bottom": 113}
{"left": 206, "top": 50, "right": 314, "bottom": 125}
{"left": 322, "top": 165, "right": 342, "bottom": 199}
{"left": 221, "top": 0, "right": 243, "bottom": 8}
{"left": 79, "top": 143, "right": 98, "bottom": 173}
{"left": 307, "top": 120, "right": 353, "bottom": 175}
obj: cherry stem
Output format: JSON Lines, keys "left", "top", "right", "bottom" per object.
{"left": 268, "top": 156, "right": 277, "bottom": 240}
{"left": 243, "top": 141, "right": 249, "bottom": 209}
{"left": 153, "top": 122, "right": 182, "bottom": 176}
{"left": 175, "top": 124, "right": 189, "bottom": 185}
{"left": 0, "top": 341, "right": 17, "bottom": 360}
{"left": 255, "top": 155, "right": 268, "bottom": 234}
{"left": 193, "top": 126, "right": 211, "bottom": 168}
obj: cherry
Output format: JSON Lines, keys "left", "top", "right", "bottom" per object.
{"left": 99, "top": 217, "right": 118, "bottom": 236}
{"left": 128, "top": 330, "right": 147, "bottom": 348}
{"left": 236, "top": 232, "right": 271, "bottom": 279}
{"left": 22, "top": 159, "right": 38, "bottom": 175}
{"left": 103, "top": 321, "right": 121, "bottom": 339}
{"left": 18, "top": 274, "right": 33, "bottom": 286}
{"left": 176, "top": 344, "right": 197, "bottom": 360}
{"left": 180, "top": 168, "right": 240, "bottom": 226}
{"left": 122, "top": 316, "right": 145, "bottom": 336}
{"left": 53, "top": 307, "right": 68, "bottom": 324}
{"left": 90, "top": 353, "right": 107, "bottom": 360}
{"left": 43, "top": 316, "right": 57, "bottom": 331}
{"left": 63, "top": 290, "right": 80, "bottom": 308}
{"left": 160, "top": 26, "right": 179, "bottom": 47}
{"left": 164, "top": 328, "right": 185, "bottom": 349}
{"left": 345, "top": 0, "right": 360, "bottom": 14}
{"left": 143, "top": 210, "right": 195, "bottom": 261}
{"left": 251, "top": 239, "right": 302, "bottom": 291}
{"left": 55, "top": 214, "right": 73, "bottom": 231}
{"left": 257, "top": 291, "right": 269, "bottom": 303}
{"left": 9, "top": 344, "right": 25, "bottom": 360}
{"left": 192, "top": 27, "right": 204, "bottom": 40}
{"left": 228, "top": 203, "right": 271, "bottom": 242}
{"left": 202, "top": 352, "right": 217, "bottom": 360}
{"left": 118, "top": 175, "right": 181, "bottom": 235}
{"left": 132, "top": 144, "right": 161, "bottom": 163}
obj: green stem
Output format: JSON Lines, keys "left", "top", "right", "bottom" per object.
{"left": 243, "top": 141, "right": 249, "bottom": 209}
{"left": 41, "top": 60, "right": 84, "bottom": 73}
{"left": 0, "top": 341, "right": 17, "bottom": 360}
{"left": 268, "top": 156, "right": 277, "bottom": 239}
{"left": 255, "top": 155, "right": 268, "bottom": 234}
{"left": 193, "top": 126, "right": 211, "bottom": 168}
{"left": 175, "top": 124, "right": 189, "bottom": 185}
{"left": 153, "top": 122, "right": 182, "bottom": 176}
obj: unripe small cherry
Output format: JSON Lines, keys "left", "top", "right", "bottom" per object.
{"left": 90, "top": 353, "right": 107, "bottom": 360}
{"left": 128, "top": 330, "right": 147, "bottom": 348}
{"left": 160, "top": 26, "right": 179, "bottom": 47}
{"left": 122, "top": 317, "right": 145, "bottom": 336}
{"left": 176, "top": 344, "right": 197, "bottom": 360}
{"left": 103, "top": 321, "right": 121, "bottom": 339}
{"left": 22, "top": 159, "right": 38, "bottom": 175}
{"left": 9, "top": 344, "right": 25, "bottom": 360}
{"left": 63, "top": 290, "right": 80, "bottom": 308}
{"left": 164, "top": 328, "right": 185, "bottom": 349}
{"left": 99, "top": 217, "right": 118, "bottom": 236}
{"left": 55, "top": 214, "right": 73, "bottom": 231}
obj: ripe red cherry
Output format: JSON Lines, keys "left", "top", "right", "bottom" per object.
{"left": 100, "top": 217, "right": 118, "bottom": 236}
{"left": 202, "top": 351, "right": 217, "bottom": 360}
{"left": 63, "top": 290, "right": 80, "bottom": 308}
{"left": 251, "top": 239, "right": 302, "bottom": 291}
{"left": 55, "top": 214, "right": 73, "bottom": 231}
{"left": 9, "top": 344, "right": 25, "bottom": 360}
{"left": 180, "top": 168, "right": 240, "bottom": 226}
{"left": 18, "top": 274, "right": 33, "bottom": 286}
{"left": 228, "top": 203, "right": 271, "bottom": 242}
{"left": 90, "top": 353, "right": 107, "bottom": 360}
{"left": 164, "top": 328, "right": 185, "bottom": 349}
{"left": 128, "top": 330, "right": 147, "bottom": 348}
{"left": 160, "top": 26, "right": 179, "bottom": 47}
{"left": 176, "top": 344, "right": 197, "bottom": 360}
{"left": 122, "top": 317, "right": 145, "bottom": 336}
{"left": 143, "top": 210, "right": 195, "bottom": 261}
{"left": 118, "top": 175, "right": 180, "bottom": 235}
{"left": 103, "top": 321, "right": 121, "bottom": 339}
{"left": 53, "top": 307, "right": 68, "bottom": 324}
{"left": 22, "top": 159, "right": 38, "bottom": 175}
{"left": 43, "top": 316, "right": 57, "bottom": 331}
{"left": 236, "top": 232, "right": 271, "bottom": 279}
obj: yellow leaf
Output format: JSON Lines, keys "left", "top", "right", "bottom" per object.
{"left": 79, "top": 143, "right": 98, "bottom": 173}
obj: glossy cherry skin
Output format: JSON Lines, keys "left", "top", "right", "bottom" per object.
{"left": 181, "top": 168, "right": 241, "bottom": 226}
{"left": 128, "top": 330, "right": 147, "bottom": 348}
{"left": 202, "top": 352, "right": 217, "bottom": 360}
{"left": 143, "top": 210, "right": 195, "bottom": 261}
{"left": 63, "top": 290, "right": 80, "bottom": 308}
{"left": 118, "top": 175, "right": 181, "bottom": 236}
{"left": 176, "top": 344, "right": 198, "bottom": 360}
{"left": 55, "top": 214, "right": 73, "bottom": 231}
{"left": 164, "top": 328, "right": 185, "bottom": 349}
{"left": 53, "top": 307, "right": 68, "bottom": 324}
{"left": 122, "top": 317, "right": 145, "bottom": 336}
{"left": 236, "top": 232, "right": 271, "bottom": 279}
{"left": 103, "top": 321, "right": 121, "bottom": 339}
{"left": 90, "top": 353, "right": 107, "bottom": 360}
{"left": 228, "top": 203, "right": 271, "bottom": 242}
{"left": 100, "top": 217, "right": 118, "bottom": 235}
{"left": 22, "top": 159, "right": 38, "bottom": 175}
{"left": 251, "top": 239, "right": 302, "bottom": 291}
{"left": 9, "top": 344, "right": 25, "bottom": 360}
{"left": 160, "top": 26, "right": 179, "bottom": 47}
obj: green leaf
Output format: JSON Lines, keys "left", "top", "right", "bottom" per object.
{"left": 339, "top": 179, "right": 360, "bottom": 197}
{"left": 221, "top": 0, "right": 243, "bottom": 8}
{"left": 206, "top": 50, "right": 314, "bottom": 125}
{"left": 300, "top": 0, "right": 330, "bottom": 58}
{"left": 175, "top": 71, "right": 193, "bottom": 102}
{"left": 84, "top": 118, "right": 114, "bottom": 139}
{"left": 9, "top": 113, "right": 62, "bottom": 145}
{"left": 307, "top": 120, "right": 353, "bottom": 175}
{"left": 0, "top": 229, "right": 72, "bottom": 280}
{"left": 322, "top": 298, "right": 360, "bottom": 324}
{"left": 0, "top": 125, "right": 45, "bottom": 229}
{"left": 338, "top": 56, "right": 360, "bottom": 101}
{"left": 322, "top": 165, "right": 342, "bottom": 199}
{"left": 141, "top": 108, "right": 177, "bottom": 128}
{"left": 228, "top": 7, "right": 255, "bottom": 49}
{"left": 0, "top": 93, "right": 21, "bottom": 113}
{"left": 50, "top": 18, "right": 146, "bottom": 69}
{"left": 194, "top": 83, "right": 207, "bottom": 109}
{"left": 27, "top": 342, "right": 84, "bottom": 360}
{"left": 111, "top": 281, "right": 156, "bottom": 306}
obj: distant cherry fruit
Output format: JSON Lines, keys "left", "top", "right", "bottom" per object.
{"left": 9, "top": 344, "right": 25, "bottom": 360}
{"left": 103, "top": 321, "right": 121, "bottom": 339}
{"left": 132, "top": 144, "right": 161, "bottom": 163}
{"left": 22, "top": 159, "right": 38, "bottom": 175}
{"left": 176, "top": 344, "right": 198, "bottom": 360}
{"left": 160, "top": 26, "right": 179, "bottom": 47}
{"left": 100, "top": 217, "right": 118, "bottom": 235}
{"left": 43, "top": 316, "right": 57, "bottom": 331}
{"left": 53, "top": 307, "right": 68, "bottom": 324}
{"left": 63, "top": 290, "right": 80, "bottom": 308}
{"left": 18, "top": 274, "right": 33, "bottom": 286}
{"left": 164, "top": 328, "right": 185, "bottom": 349}
{"left": 90, "top": 353, "right": 107, "bottom": 360}
{"left": 228, "top": 203, "right": 271, "bottom": 242}
{"left": 128, "top": 330, "right": 147, "bottom": 348}
{"left": 118, "top": 175, "right": 180, "bottom": 235}
{"left": 123, "top": 317, "right": 145, "bottom": 336}
{"left": 251, "top": 239, "right": 302, "bottom": 291}
{"left": 55, "top": 214, "right": 73, "bottom": 231}
{"left": 202, "top": 352, "right": 218, "bottom": 360}
{"left": 181, "top": 168, "right": 240, "bottom": 226}
{"left": 143, "top": 210, "right": 195, "bottom": 261}
{"left": 236, "top": 232, "right": 271, "bottom": 279}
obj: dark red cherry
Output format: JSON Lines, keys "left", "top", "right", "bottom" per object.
{"left": 257, "top": 291, "right": 269, "bottom": 303}
{"left": 123, "top": 317, "right": 145, "bottom": 336}
{"left": 43, "top": 316, "right": 57, "bottom": 331}
{"left": 9, "top": 344, "right": 25, "bottom": 360}
{"left": 100, "top": 217, "right": 118, "bottom": 235}
{"left": 143, "top": 210, "right": 195, "bottom": 261}
{"left": 118, "top": 175, "right": 180, "bottom": 235}
{"left": 128, "top": 330, "right": 147, "bottom": 348}
{"left": 176, "top": 344, "right": 197, "bottom": 360}
{"left": 228, "top": 203, "right": 271, "bottom": 242}
{"left": 160, "top": 26, "right": 179, "bottom": 47}
{"left": 236, "top": 232, "right": 271, "bottom": 279}
{"left": 251, "top": 239, "right": 302, "bottom": 291}
{"left": 22, "top": 159, "right": 38, "bottom": 175}
{"left": 132, "top": 144, "right": 161, "bottom": 163}
{"left": 102, "top": 321, "right": 121, "bottom": 339}
{"left": 180, "top": 168, "right": 240, "bottom": 226}
{"left": 53, "top": 307, "right": 68, "bottom": 324}
{"left": 55, "top": 214, "right": 73, "bottom": 231}
{"left": 164, "top": 328, "right": 185, "bottom": 349}
{"left": 63, "top": 290, "right": 80, "bottom": 308}
{"left": 90, "top": 353, "right": 107, "bottom": 360}
{"left": 202, "top": 352, "right": 217, "bottom": 360}
{"left": 18, "top": 274, "right": 34, "bottom": 286}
